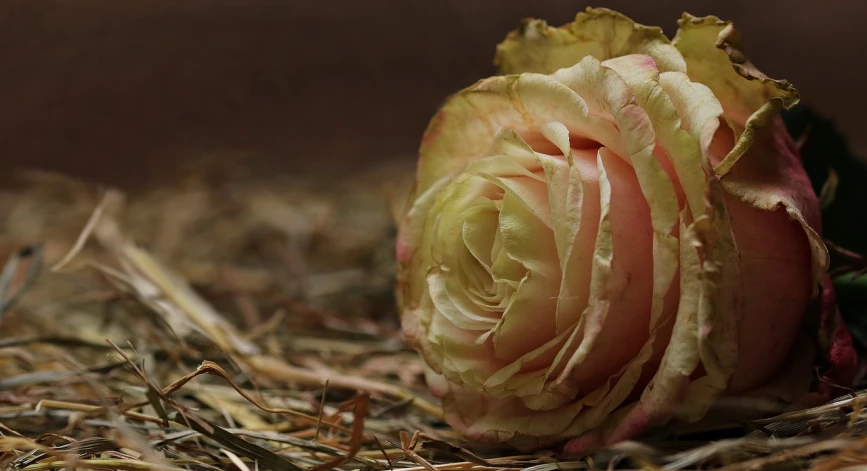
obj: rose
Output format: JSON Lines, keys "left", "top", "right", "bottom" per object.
{"left": 396, "top": 8, "right": 832, "bottom": 451}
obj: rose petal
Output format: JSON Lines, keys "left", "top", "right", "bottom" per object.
{"left": 718, "top": 117, "right": 828, "bottom": 290}
{"left": 538, "top": 122, "right": 583, "bottom": 269}
{"left": 672, "top": 14, "right": 799, "bottom": 173}
{"left": 603, "top": 54, "right": 710, "bottom": 222}
{"left": 460, "top": 201, "right": 499, "bottom": 273}
{"left": 672, "top": 14, "right": 798, "bottom": 122}
{"left": 416, "top": 73, "right": 626, "bottom": 193}
{"left": 723, "top": 195, "right": 812, "bottom": 393}
{"left": 427, "top": 272, "right": 497, "bottom": 340}
{"left": 534, "top": 128, "right": 600, "bottom": 332}
{"left": 488, "top": 189, "right": 560, "bottom": 360}
{"left": 431, "top": 311, "right": 502, "bottom": 385}
{"left": 552, "top": 149, "right": 676, "bottom": 439}
{"left": 598, "top": 214, "right": 704, "bottom": 443}
{"left": 552, "top": 56, "right": 680, "bottom": 373}
{"left": 658, "top": 71, "right": 726, "bottom": 164}
{"left": 495, "top": 8, "right": 686, "bottom": 76}
{"left": 674, "top": 177, "right": 741, "bottom": 421}
{"left": 396, "top": 175, "right": 451, "bottom": 306}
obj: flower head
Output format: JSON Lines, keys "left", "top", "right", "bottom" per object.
{"left": 397, "top": 8, "right": 829, "bottom": 450}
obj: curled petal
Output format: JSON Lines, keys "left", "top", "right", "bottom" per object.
{"left": 603, "top": 55, "right": 712, "bottom": 221}
{"left": 536, "top": 122, "right": 591, "bottom": 332}
{"left": 672, "top": 14, "right": 799, "bottom": 174}
{"left": 397, "top": 176, "right": 453, "bottom": 363}
{"left": 495, "top": 7, "right": 687, "bottom": 75}
{"left": 672, "top": 18, "right": 815, "bottom": 296}
{"left": 488, "top": 190, "right": 560, "bottom": 360}
{"left": 416, "top": 73, "right": 626, "bottom": 194}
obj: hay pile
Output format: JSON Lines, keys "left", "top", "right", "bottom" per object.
{"left": 0, "top": 162, "right": 865, "bottom": 470}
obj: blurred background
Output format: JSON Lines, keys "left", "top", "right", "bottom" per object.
{"left": 1, "top": 0, "right": 865, "bottom": 188}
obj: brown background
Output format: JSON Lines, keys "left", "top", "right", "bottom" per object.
{"left": 1, "top": 0, "right": 863, "bottom": 189}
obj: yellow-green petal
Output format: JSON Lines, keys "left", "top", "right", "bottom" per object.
{"left": 495, "top": 7, "right": 686, "bottom": 76}
{"left": 671, "top": 14, "right": 799, "bottom": 176}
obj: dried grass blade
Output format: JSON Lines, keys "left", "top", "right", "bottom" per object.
{"left": 171, "top": 404, "right": 304, "bottom": 471}
{"left": 0, "top": 245, "right": 43, "bottom": 319}
{"left": 309, "top": 393, "right": 369, "bottom": 471}
{"left": 91, "top": 190, "right": 259, "bottom": 355}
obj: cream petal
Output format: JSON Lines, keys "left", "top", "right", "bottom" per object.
{"left": 658, "top": 71, "right": 726, "bottom": 163}
{"left": 489, "top": 191, "right": 560, "bottom": 361}
{"left": 671, "top": 179, "right": 740, "bottom": 420}
{"left": 401, "top": 292, "right": 444, "bottom": 374}
{"left": 486, "top": 177, "right": 557, "bottom": 275}
{"left": 415, "top": 73, "right": 626, "bottom": 194}
{"left": 539, "top": 153, "right": 596, "bottom": 333}
{"left": 482, "top": 127, "right": 546, "bottom": 176}
{"left": 476, "top": 173, "right": 553, "bottom": 230}
{"left": 483, "top": 326, "right": 575, "bottom": 398}
{"left": 460, "top": 201, "right": 499, "bottom": 270}
{"left": 431, "top": 312, "right": 502, "bottom": 386}
{"left": 396, "top": 175, "right": 452, "bottom": 312}
{"left": 430, "top": 174, "right": 500, "bottom": 267}
{"left": 603, "top": 54, "right": 711, "bottom": 222}
{"left": 536, "top": 123, "right": 580, "bottom": 269}
{"left": 428, "top": 269, "right": 498, "bottom": 331}
{"left": 491, "top": 226, "right": 525, "bottom": 288}
{"left": 536, "top": 122, "right": 595, "bottom": 333}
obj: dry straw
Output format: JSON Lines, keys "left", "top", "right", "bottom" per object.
{"left": 0, "top": 163, "right": 864, "bottom": 470}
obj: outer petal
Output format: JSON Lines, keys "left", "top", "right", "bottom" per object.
{"left": 672, "top": 18, "right": 810, "bottom": 306}
{"left": 660, "top": 62, "right": 818, "bottom": 398}
{"left": 415, "top": 73, "right": 626, "bottom": 194}
{"left": 671, "top": 14, "right": 799, "bottom": 174}
{"left": 676, "top": 179, "right": 741, "bottom": 421}
{"left": 605, "top": 53, "right": 744, "bottom": 410}
{"left": 671, "top": 19, "right": 826, "bottom": 292}
{"left": 397, "top": 177, "right": 453, "bottom": 365}
{"left": 718, "top": 117, "right": 828, "bottom": 290}
{"left": 495, "top": 7, "right": 686, "bottom": 76}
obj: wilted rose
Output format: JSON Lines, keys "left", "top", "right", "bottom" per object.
{"left": 396, "top": 9, "right": 840, "bottom": 451}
